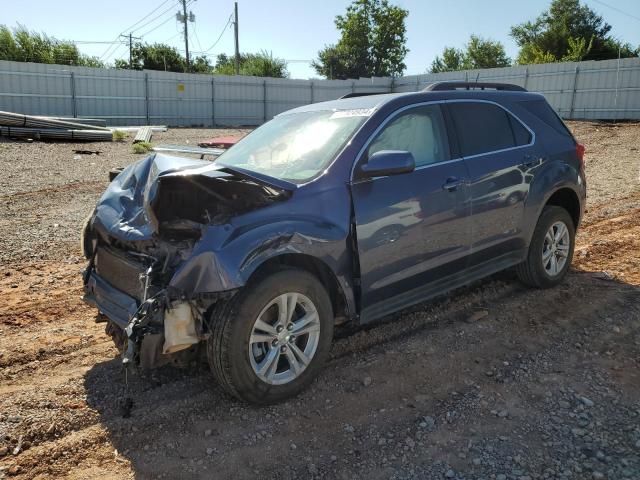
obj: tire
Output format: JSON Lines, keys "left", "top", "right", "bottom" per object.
{"left": 207, "top": 268, "right": 334, "bottom": 404}
{"left": 516, "top": 205, "right": 575, "bottom": 288}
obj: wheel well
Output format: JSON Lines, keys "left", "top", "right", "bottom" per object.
{"left": 545, "top": 188, "right": 580, "bottom": 229}
{"left": 248, "top": 254, "right": 349, "bottom": 322}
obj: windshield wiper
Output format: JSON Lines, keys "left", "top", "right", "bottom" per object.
{"left": 215, "top": 164, "right": 298, "bottom": 191}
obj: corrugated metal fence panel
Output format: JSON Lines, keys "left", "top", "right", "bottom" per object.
{"left": 265, "top": 78, "right": 311, "bottom": 120}
{"left": 0, "top": 58, "right": 638, "bottom": 124}
{"left": 75, "top": 67, "right": 146, "bottom": 125}
{"left": 0, "top": 61, "right": 73, "bottom": 116}
{"left": 312, "top": 79, "right": 356, "bottom": 102}
{"left": 214, "top": 75, "right": 264, "bottom": 125}
{"left": 148, "top": 70, "right": 213, "bottom": 127}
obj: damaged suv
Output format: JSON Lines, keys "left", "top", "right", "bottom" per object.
{"left": 82, "top": 82, "right": 586, "bottom": 404}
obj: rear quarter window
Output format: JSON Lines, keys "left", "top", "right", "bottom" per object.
{"left": 518, "top": 99, "right": 573, "bottom": 138}
{"left": 448, "top": 102, "right": 522, "bottom": 157}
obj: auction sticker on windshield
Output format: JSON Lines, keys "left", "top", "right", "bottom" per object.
{"left": 330, "top": 108, "right": 375, "bottom": 119}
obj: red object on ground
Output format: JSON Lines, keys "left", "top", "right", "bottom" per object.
{"left": 198, "top": 134, "right": 245, "bottom": 149}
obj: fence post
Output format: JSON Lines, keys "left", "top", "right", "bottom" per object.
{"left": 415, "top": 76, "right": 420, "bottom": 91}
{"left": 523, "top": 67, "right": 529, "bottom": 90}
{"left": 569, "top": 65, "right": 580, "bottom": 120}
{"left": 144, "top": 73, "right": 150, "bottom": 125}
{"left": 310, "top": 80, "right": 314, "bottom": 103}
{"left": 263, "top": 79, "right": 268, "bottom": 123}
{"left": 390, "top": 77, "right": 395, "bottom": 93}
{"left": 351, "top": 80, "right": 356, "bottom": 93}
{"left": 211, "top": 77, "right": 216, "bottom": 127}
{"left": 70, "top": 71, "right": 77, "bottom": 118}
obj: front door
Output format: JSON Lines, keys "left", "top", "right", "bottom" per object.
{"left": 350, "top": 104, "right": 471, "bottom": 322}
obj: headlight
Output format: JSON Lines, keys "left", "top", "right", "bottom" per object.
{"left": 80, "top": 211, "right": 96, "bottom": 259}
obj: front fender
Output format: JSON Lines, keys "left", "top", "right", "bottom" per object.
{"left": 167, "top": 216, "right": 355, "bottom": 312}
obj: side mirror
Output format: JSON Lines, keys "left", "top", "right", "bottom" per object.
{"left": 360, "top": 150, "right": 415, "bottom": 178}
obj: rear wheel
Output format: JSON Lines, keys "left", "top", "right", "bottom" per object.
{"left": 207, "top": 268, "right": 334, "bottom": 404}
{"left": 516, "top": 205, "right": 575, "bottom": 288}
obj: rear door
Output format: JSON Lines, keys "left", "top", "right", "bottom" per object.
{"left": 350, "top": 104, "right": 471, "bottom": 322}
{"left": 447, "top": 100, "right": 541, "bottom": 265}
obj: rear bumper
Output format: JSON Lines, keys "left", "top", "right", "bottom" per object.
{"left": 83, "top": 269, "right": 139, "bottom": 329}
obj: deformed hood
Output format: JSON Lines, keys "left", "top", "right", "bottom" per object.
{"left": 91, "top": 153, "right": 291, "bottom": 243}
{"left": 92, "top": 153, "right": 210, "bottom": 241}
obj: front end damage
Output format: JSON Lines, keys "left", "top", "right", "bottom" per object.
{"left": 82, "top": 153, "right": 291, "bottom": 369}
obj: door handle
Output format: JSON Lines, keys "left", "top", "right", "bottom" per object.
{"left": 442, "top": 177, "right": 463, "bottom": 192}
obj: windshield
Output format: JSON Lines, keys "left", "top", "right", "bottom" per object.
{"left": 216, "top": 110, "right": 368, "bottom": 183}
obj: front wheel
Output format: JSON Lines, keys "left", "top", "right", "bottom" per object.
{"left": 516, "top": 205, "right": 575, "bottom": 288}
{"left": 207, "top": 268, "right": 334, "bottom": 404}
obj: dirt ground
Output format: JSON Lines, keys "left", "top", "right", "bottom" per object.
{"left": 0, "top": 122, "right": 639, "bottom": 480}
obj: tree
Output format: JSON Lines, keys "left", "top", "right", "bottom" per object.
{"left": 0, "top": 25, "right": 104, "bottom": 67}
{"left": 312, "top": 0, "right": 408, "bottom": 79}
{"left": 116, "top": 42, "right": 193, "bottom": 72}
{"left": 430, "top": 35, "right": 511, "bottom": 73}
{"left": 511, "top": 0, "right": 639, "bottom": 64}
{"left": 213, "top": 51, "right": 288, "bottom": 77}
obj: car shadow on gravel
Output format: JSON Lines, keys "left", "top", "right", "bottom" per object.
{"left": 81, "top": 268, "right": 640, "bottom": 479}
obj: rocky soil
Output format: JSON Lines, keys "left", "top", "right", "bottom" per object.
{"left": 0, "top": 122, "right": 639, "bottom": 479}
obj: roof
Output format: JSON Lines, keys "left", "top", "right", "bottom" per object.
{"left": 281, "top": 88, "right": 543, "bottom": 117}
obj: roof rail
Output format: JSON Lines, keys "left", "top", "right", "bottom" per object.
{"left": 423, "top": 81, "right": 527, "bottom": 92}
{"left": 339, "top": 92, "right": 388, "bottom": 99}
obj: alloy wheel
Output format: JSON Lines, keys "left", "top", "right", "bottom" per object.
{"left": 248, "top": 292, "right": 321, "bottom": 385}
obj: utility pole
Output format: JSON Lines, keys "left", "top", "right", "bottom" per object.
{"left": 177, "top": 0, "right": 195, "bottom": 71}
{"left": 120, "top": 33, "right": 141, "bottom": 68}
{"left": 234, "top": 2, "right": 240, "bottom": 75}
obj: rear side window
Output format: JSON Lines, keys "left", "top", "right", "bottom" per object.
{"left": 448, "top": 102, "right": 530, "bottom": 157}
{"left": 366, "top": 104, "right": 450, "bottom": 168}
{"left": 509, "top": 115, "right": 532, "bottom": 146}
{"left": 518, "top": 99, "right": 572, "bottom": 137}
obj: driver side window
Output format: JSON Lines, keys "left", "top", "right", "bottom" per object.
{"left": 367, "top": 104, "right": 450, "bottom": 168}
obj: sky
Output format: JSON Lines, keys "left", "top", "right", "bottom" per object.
{"left": 4, "top": 0, "right": 640, "bottom": 79}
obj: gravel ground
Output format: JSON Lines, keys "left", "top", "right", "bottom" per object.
{"left": 0, "top": 122, "right": 639, "bottom": 479}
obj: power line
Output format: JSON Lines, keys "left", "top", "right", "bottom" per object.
{"left": 197, "top": 13, "right": 233, "bottom": 54}
{"left": 130, "top": 3, "right": 180, "bottom": 35}
{"left": 121, "top": 0, "right": 175, "bottom": 33}
{"left": 99, "top": 0, "right": 177, "bottom": 61}
{"left": 590, "top": 0, "right": 640, "bottom": 23}
{"left": 138, "top": 15, "right": 177, "bottom": 38}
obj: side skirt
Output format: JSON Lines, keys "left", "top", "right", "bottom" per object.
{"left": 359, "top": 249, "right": 526, "bottom": 325}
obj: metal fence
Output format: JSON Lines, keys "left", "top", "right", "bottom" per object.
{"left": 0, "top": 57, "right": 638, "bottom": 126}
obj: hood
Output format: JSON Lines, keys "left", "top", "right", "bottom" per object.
{"left": 92, "top": 153, "right": 290, "bottom": 244}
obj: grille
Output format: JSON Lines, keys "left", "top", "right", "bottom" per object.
{"left": 95, "top": 247, "right": 147, "bottom": 300}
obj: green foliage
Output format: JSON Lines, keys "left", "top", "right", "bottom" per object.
{"left": 430, "top": 35, "right": 511, "bottom": 73}
{"left": 117, "top": 42, "right": 199, "bottom": 72}
{"left": 511, "top": 0, "right": 639, "bottom": 64}
{"left": 132, "top": 141, "right": 153, "bottom": 154}
{"left": 0, "top": 25, "right": 105, "bottom": 67}
{"left": 213, "top": 51, "right": 288, "bottom": 77}
{"left": 312, "top": 0, "right": 408, "bottom": 79}
{"left": 112, "top": 130, "right": 128, "bottom": 142}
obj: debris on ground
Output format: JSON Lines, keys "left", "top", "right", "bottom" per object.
{"left": 198, "top": 133, "right": 246, "bottom": 149}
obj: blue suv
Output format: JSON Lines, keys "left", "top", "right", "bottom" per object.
{"left": 82, "top": 82, "right": 586, "bottom": 403}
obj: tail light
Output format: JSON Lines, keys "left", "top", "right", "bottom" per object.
{"left": 576, "top": 143, "right": 585, "bottom": 172}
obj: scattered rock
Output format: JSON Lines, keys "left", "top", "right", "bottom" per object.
{"left": 579, "top": 396, "right": 594, "bottom": 407}
{"left": 467, "top": 309, "right": 489, "bottom": 322}
{"left": 363, "top": 376, "right": 372, "bottom": 387}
